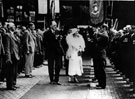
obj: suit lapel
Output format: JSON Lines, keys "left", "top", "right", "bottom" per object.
{"left": 10, "top": 32, "right": 17, "bottom": 41}
{"left": 50, "top": 29, "right": 56, "bottom": 39}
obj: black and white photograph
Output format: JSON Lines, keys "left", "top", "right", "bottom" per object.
{"left": 0, "top": 0, "right": 135, "bottom": 99}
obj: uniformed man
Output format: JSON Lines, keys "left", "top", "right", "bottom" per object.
{"left": 93, "top": 24, "right": 109, "bottom": 89}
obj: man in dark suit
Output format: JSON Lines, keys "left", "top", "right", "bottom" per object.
{"left": 130, "top": 26, "right": 135, "bottom": 91}
{"left": 5, "top": 22, "right": 20, "bottom": 90}
{"left": 43, "top": 21, "right": 64, "bottom": 85}
{"left": 0, "top": 22, "right": 7, "bottom": 82}
{"left": 93, "top": 24, "right": 109, "bottom": 89}
{"left": 0, "top": 22, "right": 5, "bottom": 82}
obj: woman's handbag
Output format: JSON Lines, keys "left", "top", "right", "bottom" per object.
{"left": 78, "top": 51, "right": 82, "bottom": 56}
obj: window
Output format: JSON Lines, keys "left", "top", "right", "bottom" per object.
{"left": 29, "top": 11, "right": 35, "bottom": 22}
{"left": 7, "top": 7, "right": 14, "bottom": 22}
{"left": 16, "top": 5, "right": 23, "bottom": 22}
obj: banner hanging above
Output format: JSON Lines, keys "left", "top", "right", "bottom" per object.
{"left": 38, "top": 0, "right": 47, "bottom": 14}
{"left": 89, "top": 0, "right": 104, "bottom": 25}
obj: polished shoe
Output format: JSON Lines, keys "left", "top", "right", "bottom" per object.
{"left": 30, "top": 74, "right": 35, "bottom": 77}
{"left": 25, "top": 75, "right": 33, "bottom": 78}
{"left": 49, "top": 81, "right": 54, "bottom": 84}
{"left": 68, "top": 80, "right": 75, "bottom": 83}
{"left": 68, "top": 77, "right": 73, "bottom": 83}
{"left": 7, "top": 87, "right": 16, "bottom": 90}
{"left": 13, "top": 85, "right": 20, "bottom": 88}
{"left": 53, "top": 82, "right": 62, "bottom": 85}
{"left": 74, "top": 77, "right": 79, "bottom": 83}
{"left": 92, "top": 78, "right": 98, "bottom": 82}
{"left": 95, "top": 85, "right": 105, "bottom": 89}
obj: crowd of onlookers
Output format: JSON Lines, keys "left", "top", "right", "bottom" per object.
{"left": 78, "top": 24, "right": 135, "bottom": 89}
{"left": 107, "top": 25, "right": 135, "bottom": 85}
{"left": 0, "top": 21, "right": 45, "bottom": 90}
{"left": 0, "top": 20, "right": 135, "bottom": 90}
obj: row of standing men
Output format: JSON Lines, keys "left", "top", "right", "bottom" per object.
{"left": 76, "top": 24, "right": 135, "bottom": 89}
{"left": 107, "top": 25, "right": 135, "bottom": 90}
{"left": 0, "top": 22, "right": 44, "bottom": 90}
{"left": 84, "top": 24, "right": 135, "bottom": 89}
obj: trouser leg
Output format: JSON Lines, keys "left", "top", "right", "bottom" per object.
{"left": 12, "top": 58, "right": 18, "bottom": 86}
{"left": 25, "top": 54, "right": 32, "bottom": 75}
{"left": 64, "top": 56, "right": 69, "bottom": 76}
{"left": 93, "top": 58, "right": 98, "bottom": 79}
{"left": 30, "top": 52, "right": 34, "bottom": 74}
{"left": 48, "top": 56, "right": 55, "bottom": 82}
{"left": 6, "top": 61, "right": 15, "bottom": 88}
{"left": 54, "top": 55, "right": 62, "bottom": 82}
{"left": 0, "top": 57, "right": 6, "bottom": 81}
{"left": 97, "top": 58, "right": 106, "bottom": 88}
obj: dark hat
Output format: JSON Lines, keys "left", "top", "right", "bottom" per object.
{"left": 132, "top": 25, "right": 135, "bottom": 29}
{"left": 69, "top": 28, "right": 79, "bottom": 34}
{"left": 102, "top": 23, "right": 108, "bottom": 28}
{"left": 28, "top": 22, "right": 34, "bottom": 27}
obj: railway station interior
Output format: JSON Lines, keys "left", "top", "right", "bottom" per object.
{"left": 0, "top": 0, "right": 135, "bottom": 99}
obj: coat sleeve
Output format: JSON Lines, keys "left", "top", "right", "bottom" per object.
{"left": 97, "top": 32, "right": 109, "bottom": 49}
{"left": 0, "top": 34, "right": 5, "bottom": 55}
{"left": 79, "top": 35, "right": 86, "bottom": 51}
{"left": 43, "top": 31, "right": 48, "bottom": 49}
{"left": 24, "top": 30, "right": 29, "bottom": 53}
{"left": 65, "top": 34, "right": 72, "bottom": 59}
{"left": 5, "top": 34, "right": 11, "bottom": 62}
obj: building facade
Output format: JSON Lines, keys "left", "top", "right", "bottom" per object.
{"left": 0, "top": 0, "right": 134, "bottom": 29}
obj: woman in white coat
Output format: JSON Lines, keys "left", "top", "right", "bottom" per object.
{"left": 66, "top": 28, "right": 85, "bottom": 82}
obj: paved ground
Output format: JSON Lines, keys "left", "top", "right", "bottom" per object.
{"left": 0, "top": 58, "right": 135, "bottom": 99}
{"left": 0, "top": 65, "right": 48, "bottom": 99}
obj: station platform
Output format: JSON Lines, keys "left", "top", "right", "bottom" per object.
{"left": 0, "top": 57, "right": 135, "bottom": 99}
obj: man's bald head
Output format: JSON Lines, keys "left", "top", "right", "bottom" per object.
{"left": 50, "top": 21, "right": 57, "bottom": 31}
{"left": 8, "top": 22, "right": 15, "bottom": 31}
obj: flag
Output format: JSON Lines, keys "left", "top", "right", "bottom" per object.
{"left": 38, "top": 0, "right": 47, "bottom": 14}
{"left": 0, "top": 1, "right": 4, "bottom": 18}
{"left": 89, "top": 0, "right": 104, "bottom": 25}
{"left": 50, "top": 0, "right": 55, "bottom": 20}
{"left": 55, "top": 0, "right": 60, "bottom": 13}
